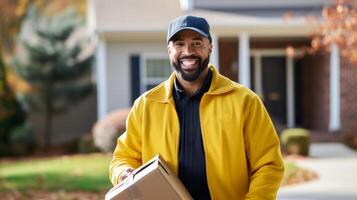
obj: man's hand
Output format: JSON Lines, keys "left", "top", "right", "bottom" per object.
{"left": 121, "top": 168, "right": 134, "bottom": 182}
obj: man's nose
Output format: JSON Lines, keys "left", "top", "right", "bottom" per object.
{"left": 182, "top": 43, "right": 195, "bottom": 55}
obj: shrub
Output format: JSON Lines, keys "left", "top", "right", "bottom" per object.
{"left": 6, "top": 124, "right": 36, "bottom": 156}
{"left": 281, "top": 128, "right": 310, "bottom": 156}
{"left": 77, "top": 134, "right": 100, "bottom": 153}
{"left": 92, "top": 108, "right": 131, "bottom": 152}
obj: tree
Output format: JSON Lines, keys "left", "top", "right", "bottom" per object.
{"left": 13, "top": 6, "right": 94, "bottom": 148}
{"left": 287, "top": 0, "right": 357, "bottom": 63}
{"left": 0, "top": 0, "right": 33, "bottom": 156}
{"left": 311, "top": 0, "right": 357, "bottom": 63}
{"left": 0, "top": 54, "right": 29, "bottom": 156}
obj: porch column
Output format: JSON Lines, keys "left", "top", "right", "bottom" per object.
{"left": 210, "top": 34, "right": 220, "bottom": 71}
{"left": 87, "top": 0, "right": 96, "bottom": 35}
{"left": 179, "top": 0, "right": 193, "bottom": 10}
{"left": 329, "top": 43, "right": 341, "bottom": 131}
{"left": 254, "top": 55, "right": 263, "bottom": 99}
{"left": 96, "top": 40, "right": 108, "bottom": 120}
{"left": 239, "top": 33, "right": 251, "bottom": 88}
{"left": 287, "top": 57, "right": 295, "bottom": 127}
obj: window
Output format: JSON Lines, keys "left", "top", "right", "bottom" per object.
{"left": 141, "top": 54, "right": 172, "bottom": 92}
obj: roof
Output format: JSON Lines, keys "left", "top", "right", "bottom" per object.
{"left": 92, "top": 0, "right": 182, "bottom": 33}
{"left": 90, "top": 0, "right": 321, "bottom": 41}
{"left": 193, "top": 0, "right": 333, "bottom": 9}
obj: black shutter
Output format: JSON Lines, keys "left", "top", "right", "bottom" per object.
{"left": 130, "top": 54, "right": 140, "bottom": 105}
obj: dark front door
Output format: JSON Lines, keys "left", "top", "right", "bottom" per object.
{"left": 262, "top": 56, "right": 287, "bottom": 126}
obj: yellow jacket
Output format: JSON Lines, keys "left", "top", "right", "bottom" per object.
{"left": 110, "top": 65, "right": 284, "bottom": 199}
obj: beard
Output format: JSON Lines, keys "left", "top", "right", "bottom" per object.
{"left": 171, "top": 55, "right": 210, "bottom": 82}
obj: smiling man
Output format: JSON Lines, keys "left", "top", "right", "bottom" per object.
{"left": 110, "top": 15, "right": 284, "bottom": 199}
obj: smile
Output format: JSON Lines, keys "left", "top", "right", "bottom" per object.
{"left": 179, "top": 58, "right": 199, "bottom": 70}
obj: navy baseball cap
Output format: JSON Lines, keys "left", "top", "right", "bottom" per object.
{"left": 167, "top": 15, "right": 212, "bottom": 43}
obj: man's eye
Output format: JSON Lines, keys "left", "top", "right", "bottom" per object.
{"left": 193, "top": 41, "right": 203, "bottom": 47}
{"left": 174, "top": 42, "right": 184, "bottom": 46}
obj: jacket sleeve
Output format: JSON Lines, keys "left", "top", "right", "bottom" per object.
{"left": 243, "top": 94, "right": 285, "bottom": 200}
{"left": 109, "top": 100, "right": 143, "bottom": 185}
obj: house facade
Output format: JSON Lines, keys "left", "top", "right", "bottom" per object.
{"left": 90, "top": 0, "right": 357, "bottom": 133}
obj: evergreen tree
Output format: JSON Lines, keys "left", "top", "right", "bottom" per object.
{"left": 13, "top": 6, "right": 94, "bottom": 148}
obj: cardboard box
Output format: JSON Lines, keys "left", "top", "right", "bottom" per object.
{"left": 105, "top": 155, "right": 193, "bottom": 200}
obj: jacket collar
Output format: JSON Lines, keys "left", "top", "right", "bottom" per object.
{"left": 145, "top": 65, "right": 236, "bottom": 103}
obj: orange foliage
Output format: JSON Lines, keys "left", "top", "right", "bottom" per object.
{"left": 312, "top": 0, "right": 357, "bottom": 63}
{"left": 286, "top": 0, "right": 357, "bottom": 64}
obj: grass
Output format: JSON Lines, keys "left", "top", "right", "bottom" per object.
{"left": 0, "top": 153, "right": 316, "bottom": 193}
{"left": 0, "top": 153, "right": 113, "bottom": 192}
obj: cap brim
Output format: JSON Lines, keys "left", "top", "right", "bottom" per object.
{"left": 168, "top": 27, "right": 209, "bottom": 42}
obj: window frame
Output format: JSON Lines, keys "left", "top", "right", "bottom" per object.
{"left": 140, "top": 53, "right": 172, "bottom": 93}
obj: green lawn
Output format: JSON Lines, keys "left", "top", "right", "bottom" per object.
{"left": 0, "top": 153, "right": 312, "bottom": 193}
{"left": 0, "top": 153, "right": 113, "bottom": 192}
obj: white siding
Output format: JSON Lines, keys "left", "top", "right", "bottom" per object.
{"left": 105, "top": 41, "right": 168, "bottom": 112}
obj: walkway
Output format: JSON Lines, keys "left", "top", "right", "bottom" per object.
{"left": 277, "top": 143, "right": 357, "bottom": 200}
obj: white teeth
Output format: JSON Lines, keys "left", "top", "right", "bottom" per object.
{"left": 181, "top": 59, "right": 197, "bottom": 66}
{"left": 182, "top": 60, "right": 196, "bottom": 65}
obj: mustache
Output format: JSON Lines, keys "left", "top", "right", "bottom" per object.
{"left": 178, "top": 56, "right": 201, "bottom": 61}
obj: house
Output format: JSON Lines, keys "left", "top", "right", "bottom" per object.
{"left": 89, "top": 0, "right": 357, "bottom": 134}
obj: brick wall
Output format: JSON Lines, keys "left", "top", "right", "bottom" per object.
{"left": 340, "top": 57, "right": 357, "bottom": 132}
{"left": 218, "top": 37, "right": 310, "bottom": 82}
{"left": 301, "top": 52, "right": 330, "bottom": 131}
{"left": 218, "top": 37, "right": 238, "bottom": 82}
{"left": 250, "top": 38, "right": 310, "bottom": 49}
{"left": 300, "top": 52, "right": 357, "bottom": 132}
{"left": 217, "top": 37, "right": 341, "bottom": 132}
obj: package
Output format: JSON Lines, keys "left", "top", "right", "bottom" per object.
{"left": 105, "top": 155, "right": 193, "bottom": 200}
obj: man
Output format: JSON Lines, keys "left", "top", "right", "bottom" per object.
{"left": 110, "top": 15, "right": 284, "bottom": 199}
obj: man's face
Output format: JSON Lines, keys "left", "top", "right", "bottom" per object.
{"left": 167, "top": 30, "right": 212, "bottom": 82}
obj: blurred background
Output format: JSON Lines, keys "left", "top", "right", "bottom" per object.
{"left": 0, "top": 0, "right": 357, "bottom": 199}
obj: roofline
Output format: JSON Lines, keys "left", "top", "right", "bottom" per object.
{"left": 98, "top": 22, "right": 315, "bottom": 42}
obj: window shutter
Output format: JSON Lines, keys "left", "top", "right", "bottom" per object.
{"left": 130, "top": 54, "right": 140, "bottom": 104}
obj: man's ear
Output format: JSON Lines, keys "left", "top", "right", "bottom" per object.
{"left": 209, "top": 43, "right": 213, "bottom": 54}
{"left": 167, "top": 44, "right": 171, "bottom": 55}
